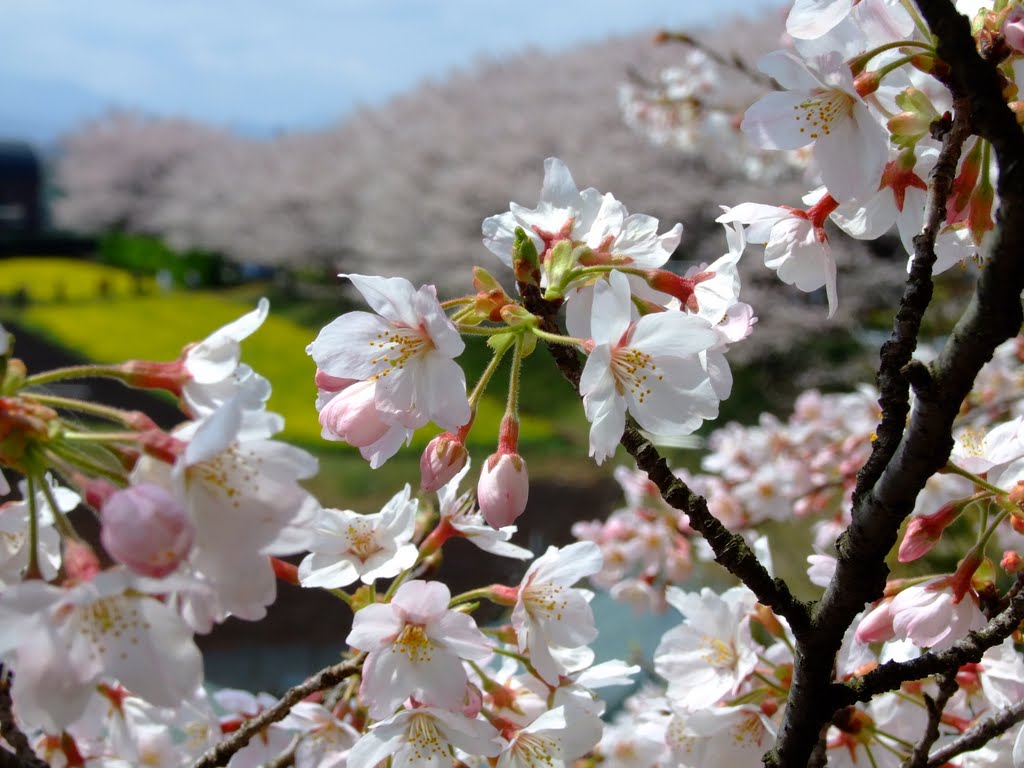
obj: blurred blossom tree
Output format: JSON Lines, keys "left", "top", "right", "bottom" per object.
{"left": 4, "top": 0, "right": 1024, "bottom": 766}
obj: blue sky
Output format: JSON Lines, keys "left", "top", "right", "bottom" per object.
{"left": 0, "top": 1, "right": 781, "bottom": 141}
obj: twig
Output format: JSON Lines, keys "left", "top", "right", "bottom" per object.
{"left": 903, "top": 673, "right": 959, "bottom": 768}
{"left": 654, "top": 30, "right": 777, "bottom": 88}
{"left": 839, "top": 585, "right": 1024, "bottom": 706}
{"left": 192, "top": 655, "right": 363, "bottom": 768}
{"left": 518, "top": 284, "right": 810, "bottom": 631}
{"left": 926, "top": 699, "right": 1024, "bottom": 767}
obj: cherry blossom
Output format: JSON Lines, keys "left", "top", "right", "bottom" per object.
{"left": 0, "top": 570, "right": 202, "bottom": 731}
{"left": 742, "top": 50, "right": 889, "bottom": 202}
{"left": 308, "top": 274, "right": 471, "bottom": 435}
{"left": 347, "top": 580, "right": 492, "bottom": 718}
{"left": 511, "top": 541, "right": 603, "bottom": 685}
{"left": 482, "top": 158, "right": 683, "bottom": 277}
{"left": 298, "top": 484, "right": 419, "bottom": 589}
{"left": 578, "top": 270, "right": 719, "bottom": 464}
{"left": 717, "top": 198, "right": 840, "bottom": 317}
{"left": 348, "top": 706, "right": 501, "bottom": 767}
{"left": 654, "top": 586, "right": 759, "bottom": 709}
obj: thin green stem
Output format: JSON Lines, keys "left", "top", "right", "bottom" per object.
{"left": 468, "top": 343, "right": 511, "bottom": 410}
{"left": 531, "top": 326, "right": 587, "bottom": 347}
{"left": 450, "top": 587, "right": 499, "bottom": 607}
{"left": 944, "top": 461, "right": 1007, "bottom": 494}
{"left": 23, "top": 363, "right": 127, "bottom": 389}
{"left": 22, "top": 392, "right": 144, "bottom": 426}
{"left": 24, "top": 474, "right": 42, "bottom": 580}
{"left": 899, "top": 0, "right": 932, "bottom": 39}
{"left": 37, "top": 472, "right": 80, "bottom": 541}
{"left": 505, "top": 337, "right": 525, "bottom": 421}
{"left": 455, "top": 324, "right": 512, "bottom": 336}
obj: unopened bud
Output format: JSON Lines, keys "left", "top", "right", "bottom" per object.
{"left": 855, "top": 599, "right": 895, "bottom": 644}
{"left": 420, "top": 433, "right": 469, "bottom": 492}
{"left": 314, "top": 369, "right": 357, "bottom": 393}
{"left": 898, "top": 500, "right": 962, "bottom": 562}
{"left": 478, "top": 452, "right": 529, "bottom": 528}
{"left": 512, "top": 228, "right": 541, "bottom": 286}
{"left": 319, "top": 380, "right": 390, "bottom": 447}
{"left": 101, "top": 483, "right": 194, "bottom": 578}
{"left": 1001, "top": 550, "right": 1023, "bottom": 574}
{"left": 63, "top": 539, "right": 102, "bottom": 583}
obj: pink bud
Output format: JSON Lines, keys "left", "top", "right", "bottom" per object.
{"left": 319, "top": 379, "right": 390, "bottom": 446}
{"left": 314, "top": 369, "right": 357, "bottom": 393}
{"left": 420, "top": 433, "right": 468, "bottom": 492}
{"left": 477, "top": 452, "right": 529, "bottom": 528}
{"left": 898, "top": 501, "right": 960, "bottom": 562}
{"left": 101, "top": 483, "right": 195, "bottom": 578}
{"left": 1002, "top": 550, "right": 1023, "bottom": 574}
{"left": 854, "top": 598, "right": 895, "bottom": 644}
{"left": 1005, "top": 8, "right": 1024, "bottom": 53}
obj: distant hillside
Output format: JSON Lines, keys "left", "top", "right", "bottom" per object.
{"left": 53, "top": 15, "right": 913, "bottom": 372}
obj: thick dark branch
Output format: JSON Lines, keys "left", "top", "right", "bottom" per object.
{"left": 767, "top": 107, "right": 973, "bottom": 768}
{"left": 519, "top": 283, "right": 810, "bottom": 631}
{"left": 768, "top": 0, "right": 1024, "bottom": 762}
{"left": 926, "top": 699, "right": 1024, "bottom": 767}
{"left": 192, "top": 655, "right": 362, "bottom": 768}
{"left": 838, "top": 586, "right": 1024, "bottom": 706}
{"left": 852, "top": 104, "right": 969, "bottom": 502}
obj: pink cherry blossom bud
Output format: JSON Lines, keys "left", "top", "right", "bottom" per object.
{"left": 1004, "top": 8, "right": 1024, "bottom": 53}
{"left": 463, "top": 683, "right": 483, "bottom": 718}
{"left": 118, "top": 359, "right": 188, "bottom": 397}
{"left": 1001, "top": 550, "right": 1022, "bottom": 574}
{"left": 898, "top": 501, "right": 961, "bottom": 562}
{"left": 62, "top": 539, "right": 102, "bottom": 583}
{"left": 854, "top": 599, "right": 896, "bottom": 644}
{"left": 101, "top": 483, "right": 195, "bottom": 578}
{"left": 420, "top": 433, "right": 468, "bottom": 492}
{"left": 314, "top": 369, "right": 357, "bottom": 393}
{"left": 477, "top": 452, "right": 529, "bottom": 529}
{"left": 319, "top": 379, "right": 390, "bottom": 446}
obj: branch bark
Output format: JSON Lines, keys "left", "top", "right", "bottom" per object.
{"left": 192, "top": 655, "right": 362, "bottom": 768}
{"left": 518, "top": 285, "right": 811, "bottom": 631}
{"left": 765, "top": 0, "right": 1024, "bottom": 761}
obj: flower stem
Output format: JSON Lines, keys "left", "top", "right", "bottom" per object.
{"left": 468, "top": 342, "right": 511, "bottom": 410}
{"left": 531, "top": 327, "right": 587, "bottom": 347}
{"left": 24, "top": 474, "right": 42, "bottom": 580}
{"left": 23, "top": 364, "right": 129, "bottom": 389}
{"left": 22, "top": 392, "right": 144, "bottom": 426}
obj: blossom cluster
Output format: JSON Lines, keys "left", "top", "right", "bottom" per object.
{"left": 2, "top": 0, "right": 1024, "bottom": 763}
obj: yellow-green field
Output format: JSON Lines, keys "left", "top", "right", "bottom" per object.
{"left": 0, "top": 258, "right": 565, "bottom": 449}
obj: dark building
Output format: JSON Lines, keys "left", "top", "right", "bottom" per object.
{"left": 0, "top": 140, "right": 43, "bottom": 234}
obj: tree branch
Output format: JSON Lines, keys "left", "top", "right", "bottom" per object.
{"left": 838, "top": 585, "right": 1024, "bottom": 706}
{"left": 519, "top": 284, "right": 810, "bottom": 631}
{"left": 767, "top": 0, "right": 1024, "bottom": 762}
{"left": 903, "top": 673, "right": 959, "bottom": 768}
{"left": 192, "top": 655, "right": 362, "bottom": 768}
{"left": 926, "top": 699, "right": 1024, "bottom": 767}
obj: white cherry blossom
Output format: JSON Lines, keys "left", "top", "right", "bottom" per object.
{"left": 654, "top": 586, "right": 759, "bottom": 709}
{"left": 348, "top": 706, "right": 501, "bottom": 767}
{"left": 578, "top": 270, "right": 719, "bottom": 464}
{"left": 298, "top": 484, "right": 419, "bottom": 589}
{"left": 347, "top": 580, "right": 492, "bottom": 718}
{"left": 308, "top": 274, "right": 470, "bottom": 435}
{"left": 742, "top": 50, "right": 889, "bottom": 202}
{"left": 512, "top": 541, "right": 603, "bottom": 685}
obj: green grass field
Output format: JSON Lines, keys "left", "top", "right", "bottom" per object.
{"left": 0, "top": 257, "right": 585, "bottom": 454}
